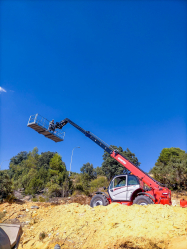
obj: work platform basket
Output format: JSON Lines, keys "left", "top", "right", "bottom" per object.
{"left": 27, "top": 114, "right": 65, "bottom": 142}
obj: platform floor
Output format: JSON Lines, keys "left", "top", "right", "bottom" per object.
{"left": 28, "top": 123, "right": 63, "bottom": 142}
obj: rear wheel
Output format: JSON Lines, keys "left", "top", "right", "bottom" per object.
{"left": 133, "top": 195, "right": 153, "bottom": 205}
{"left": 90, "top": 194, "right": 109, "bottom": 207}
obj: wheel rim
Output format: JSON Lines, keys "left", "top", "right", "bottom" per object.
{"left": 94, "top": 200, "right": 103, "bottom": 206}
{"left": 139, "top": 202, "right": 147, "bottom": 205}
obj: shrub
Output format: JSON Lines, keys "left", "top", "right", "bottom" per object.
{"left": 72, "top": 190, "right": 86, "bottom": 196}
{"left": 31, "top": 197, "right": 38, "bottom": 202}
{"left": 38, "top": 196, "right": 46, "bottom": 202}
{"left": 74, "top": 183, "right": 84, "bottom": 191}
{"left": 0, "top": 171, "right": 14, "bottom": 202}
{"left": 39, "top": 231, "right": 47, "bottom": 240}
{"left": 46, "top": 183, "right": 62, "bottom": 197}
{"left": 0, "top": 212, "right": 5, "bottom": 220}
{"left": 90, "top": 176, "right": 109, "bottom": 193}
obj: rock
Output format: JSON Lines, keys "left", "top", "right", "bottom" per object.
{"left": 20, "top": 208, "right": 26, "bottom": 211}
{"left": 22, "top": 195, "right": 32, "bottom": 201}
{"left": 31, "top": 205, "right": 39, "bottom": 209}
{"left": 54, "top": 244, "right": 61, "bottom": 249}
{"left": 14, "top": 190, "right": 24, "bottom": 199}
{"left": 17, "top": 215, "right": 23, "bottom": 218}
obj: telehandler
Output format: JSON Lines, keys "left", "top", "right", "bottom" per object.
{"left": 28, "top": 114, "right": 181, "bottom": 207}
{"left": 27, "top": 114, "right": 187, "bottom": 207}
{"left": 55, "top": 118, "right": 173, "bottom": 207}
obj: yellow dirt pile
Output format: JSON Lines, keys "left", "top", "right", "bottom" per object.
{"left": 0, "top": 201, "right": 187, "bottom": 249}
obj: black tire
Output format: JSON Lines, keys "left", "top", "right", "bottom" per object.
{"left": 133, "top": 195, "right": 154, "bottom": 205}
{"left": 90, "top": 194, "right": 109, "bottom": 207}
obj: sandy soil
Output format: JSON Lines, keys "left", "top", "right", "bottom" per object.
{"left": 0, "top": 197, "right": 187, "bottom": 249}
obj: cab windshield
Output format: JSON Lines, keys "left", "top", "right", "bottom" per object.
{"left": 114, "top": 176, "right": 127, "bottom": 188}
{"left": 127, "top": 175, "right": 139, "bottom": 185}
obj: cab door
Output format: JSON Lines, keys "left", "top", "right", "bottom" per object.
{"left": 108, "top": 176, "right": 127, "bottom": 201}
{"left": 126, "top": 175, "right": 140, "bottom": 201}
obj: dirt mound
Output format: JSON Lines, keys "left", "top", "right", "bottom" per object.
{"left": 0, "top": 199, "right": 187, "bottom": 249}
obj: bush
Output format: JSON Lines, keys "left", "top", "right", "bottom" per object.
{"left": 39, "top": 231, "right": 47, "bottom": 240}
{"left": 72, "top": 190, "right": 86, "bottom": 196}
{"left": 90, "top": 176, "right": 109, "bottom": 193}
{"left": 46, "top": 183, "right": 62, "bottom": 197}
{"left": 74, "top": 183, "right": 84, "bottom": 191}
{"left": 31, "top": 197, "right": 38, "bottom": 202}
{"left": 38, "top": 196, "right": 46, "bottom": 202}
{"left": 0, "top": 171, "right": 14, "bottom": 202}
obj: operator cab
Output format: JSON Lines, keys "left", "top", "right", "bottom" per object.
{"left": 108, "top": 174, "right": 140, "bottom": 201}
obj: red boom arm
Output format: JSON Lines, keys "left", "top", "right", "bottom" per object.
{"left": 57, "top": 118, "right": 172, "bottom": 205}
{"left": 111, "top": 151, "right": 160, "bottom": 189}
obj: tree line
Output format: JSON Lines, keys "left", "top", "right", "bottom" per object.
{"left": 0, "top": 146, "right": 186, "bottom": 202}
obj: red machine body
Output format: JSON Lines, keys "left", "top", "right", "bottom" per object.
{"left": 110, "top": 151, "right": 172, "bottom": 205}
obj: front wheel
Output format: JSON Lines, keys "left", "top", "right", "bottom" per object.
{"left": 133, "top": 195, "right": 154, "bottom": 205}
{"left": 90, "top": 194, "right": 109, "bottom": 207}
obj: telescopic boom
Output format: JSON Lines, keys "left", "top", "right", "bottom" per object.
{"left": 56, "top": 118, "right": 164, "bottom": 190}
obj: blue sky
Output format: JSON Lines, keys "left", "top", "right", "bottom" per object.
{"left": 0, "top": 0, "right": 186, "bottom": 174}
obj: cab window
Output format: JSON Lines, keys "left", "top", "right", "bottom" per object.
{"left": 114, "top": 176, "right": 127, "bottom": 188}
{"left": 127, "top": 175, "right": 139, "bottom": 186}
{"left": 109, "top": 180, "right": 114, "bottom": 190}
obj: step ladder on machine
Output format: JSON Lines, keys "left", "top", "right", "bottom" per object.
{"left": 27, "top": 114, "right": 65, "bottom": 142}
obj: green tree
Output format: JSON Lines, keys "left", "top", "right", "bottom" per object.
{"left": 80, "top": 173, "right": 91, "bottom": 193}
{"left": 79, "top": 163, "right": 96, "bottom": 194}
{"left": 8, "top": 148, "right": 72, "bottom": 197}
{"left": 37, "top": 151, "right": 56, "bottom": 170}
{"left": 28, "top": 177, "right": 44, "bottom": 194}
{"left": 10, "top": 151, "right": 28, "bottom": 165}
{"left": 94, "top": 166, "right": 104, "bottom": 177}
{"left": 49, "top": 153, "right": 66, "bottom": 172}
{"left": 47, "top": 154, "right": 70, "bottom": 197}
{"left": 0, "top": 171, "right": 13, "bottom": 202}
{"left": 150, "top": 148, "right": 187, "bottom": 190}
{"left": 22, "top": 168, "right": 37, "bottom": 191}
{"left": 80, "top": 163, "right": 95, "bottom": 179}
{"left": 155, "top": 148, "right": 185, "bottom": 166}
{"left": 10, "top": 148, "right": 39, "bottom": 190}
{"left": 102, "top": 146, "right": 140, "bottom": 180}
{"left": 9, "top": 151, "right": 28, "bottom": 178}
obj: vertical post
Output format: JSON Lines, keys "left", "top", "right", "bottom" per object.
{"left": 69, "top": 147, "right": 80, "bottom": 177}
{"left": 34, "top": 113, "right": 38, "bottom": 124}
